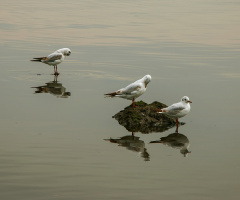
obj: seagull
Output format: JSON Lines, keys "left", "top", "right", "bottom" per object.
{"left": 104, "top": 75, "right": 151, "bottom": 107}
{"left": 157, "top": 96, "right": 192, "bottom": 132}
{"left": 31, "top": 48, "right": 71, "bottom": 75}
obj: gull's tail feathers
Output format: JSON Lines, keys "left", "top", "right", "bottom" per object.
{"left": 104, "top": 92, "right": 118, "bottom": 98}
{"left": 151, "top": 108, "right": 164, "bottom": 113}
{"left": 31, "top": 57, "right": 45, "bottom": 62}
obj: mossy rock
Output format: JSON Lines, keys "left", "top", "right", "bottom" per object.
{"left": 113, "top": 101, "right": 176, "bottom": 134}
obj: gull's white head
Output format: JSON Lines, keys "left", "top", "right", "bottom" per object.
{"left": 55, "top": 48, "right": 71, "bottom": 56}
{"left": 143, "top": 75, "right": 152, "bottom": 87}
{"left": 181, "top": 96, "right": 192, "bottom": 104}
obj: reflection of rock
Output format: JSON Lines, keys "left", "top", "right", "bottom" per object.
{"left": 104, "top": 135, "right": 150, "bottom": 161}
{"left": 32, "top": 77, "right": 71, "bottom": 98}
{"left": 113, "top": 101, "right": 176, "bottom": 133}
{"left": 150, "top": 133, "right": 191, "bottom": 157}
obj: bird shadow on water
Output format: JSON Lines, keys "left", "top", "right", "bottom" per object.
{"left": 104, "top": 127, "right": 191, "bottom": 161}
{"left": 31, "top": 75, "right": 71, "bottom": 98}
{"left": 150, "top": 129, "right": 191, "bottom": 157}
{"left": 104, "top": 132, "right": 150, "bottom": 162}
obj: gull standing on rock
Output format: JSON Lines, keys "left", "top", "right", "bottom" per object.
{"left": 31, "top": 48, "right": 71, "bottom": 75}
{"left": 104, "top": 75, "right": 152, "bottom": 107}
{"left": 157, "top": 96, "right": 192, "bottom": 132}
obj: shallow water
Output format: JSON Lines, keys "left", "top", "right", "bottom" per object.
{"left": 0, "top": 0, "right": 240, "bottom": 199}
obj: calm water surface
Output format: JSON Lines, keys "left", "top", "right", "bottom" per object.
{"left": 0, "top": 0, "right": 240, "bottom": 199}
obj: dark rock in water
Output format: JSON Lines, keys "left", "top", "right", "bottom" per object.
{"left": 113, "top": 101, "right": 176, "bottom": 134}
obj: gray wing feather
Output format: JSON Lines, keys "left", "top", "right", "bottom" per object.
{"left": 46, "top": 53, "right": 63, "bottom": 62}
{"left": 165, "top": 103, "right": 185, "bottom": 114}
{"left": 121, "top": 82, "right": 142, "bottom": 94}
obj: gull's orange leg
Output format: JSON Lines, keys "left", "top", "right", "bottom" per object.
{"left": 132, "top": 99, "right": 138, "bottom": 107}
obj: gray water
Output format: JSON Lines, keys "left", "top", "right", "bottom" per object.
{"left": 0, "top": 0, "right": 240, "bottom": 199}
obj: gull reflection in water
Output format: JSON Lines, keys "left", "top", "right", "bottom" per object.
{"left": 104, "top": 133, "right": 150, "bottom": 161}
{"left": 150, "top": 132, "right": 191, "bottom": 157}
{"left": 32, "top": 75, "right": 71, "bottom": 98}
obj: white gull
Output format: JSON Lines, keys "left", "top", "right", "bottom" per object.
{"left": 158, "top": 96, "right": 192, "bottom": 132}
{"left": 104, "top": 75, "right": 151, "bottom": 107}
{"left": 31, "top": 48, "right": 71, "bottom": 75}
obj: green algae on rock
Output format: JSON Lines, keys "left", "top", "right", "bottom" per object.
{"left": 112, "top": 101, "right": 176, "bottom": 133}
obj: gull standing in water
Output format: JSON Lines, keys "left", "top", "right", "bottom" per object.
{"left": 104, "top": 75, "right": 151, "bottom": 107}
{"left": 31, "top": 48, "right": 71, "bottom": 75}
{"left": 157, "top": 96, "right": 192, "bottom": 132}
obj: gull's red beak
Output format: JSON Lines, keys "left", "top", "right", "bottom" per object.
{"left": 188, "top": 101, "right": 192, "bottom": 103}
